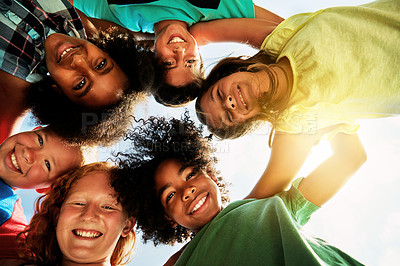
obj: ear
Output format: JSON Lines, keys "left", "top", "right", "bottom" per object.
{"left": 51, "top": 84, "right": 62, "bottom": 94}
{"left": 121, "top": 217, "right": 136, "bottom": 237}
{"left": 208, "top": 172, "right": 218, "bottom": 184}
{"left": 36, "top": 187, "right": 50, "bottom": 194}
{"left": 165, "top": 214, "right": 178, "bottom": 228}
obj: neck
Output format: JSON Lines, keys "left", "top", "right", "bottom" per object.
{"left": 258, "top": 58, "right": 293, "bottom": 104}
{"left": 61, "top": 258, "right": 111, "bottom": 266}
{"left": 153, "top": 20, "right": 188, "bottom": 35}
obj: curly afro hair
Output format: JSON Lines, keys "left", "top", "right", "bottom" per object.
{"left": 111, "top": 112, "right": 229, "bottom": 246}
{"left": 27, "top": 27, "right": 162, "bottom": 146}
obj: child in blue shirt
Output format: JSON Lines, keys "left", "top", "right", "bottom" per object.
{"left": 0, "top": 127, "right": 84, "bottom": 261}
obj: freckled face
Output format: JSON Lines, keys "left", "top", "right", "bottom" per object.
{"left": 155, "top": 159, "right": 222, "bottom": 232}
{"left": 155, "top": 23, "right": 201, "bottom": 87}
{"left": 44, "top": 33, "right": 129, "bottom": 108}
{"left": 0, "top": 128, "right": 82, "bottom": 189}
{"left": 56, "top": 171, "right": 133, "bottom": 264}
{"left": 198, "top": 72, "right": 263, "bottom": 129}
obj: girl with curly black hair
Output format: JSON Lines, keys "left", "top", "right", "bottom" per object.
{"left": 112, "top": 114, "right": 366, "bottom": 265}
{"left": 1, "top": 0, "right": 159, "bottom": 146}
{"left": 112, "top": 113, "right": 229, "bottom": 246}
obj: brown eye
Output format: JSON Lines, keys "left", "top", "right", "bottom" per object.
{"left": 74, "top": 78, "right": 85, "bottom": 91}
{"left": 95, "top": 59, "right": 107, "bottom": 70}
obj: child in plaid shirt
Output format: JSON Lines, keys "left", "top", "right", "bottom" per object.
{"left": 0, "top": 0, "right": 158, "bottom": 146}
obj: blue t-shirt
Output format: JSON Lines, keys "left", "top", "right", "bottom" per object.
{"left": 0, "top": 180, "right": 18, "bottom": 226}
{"left": 74, "top": 0, "right": 255, "bottom": 33}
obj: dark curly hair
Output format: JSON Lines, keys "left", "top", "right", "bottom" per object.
{"left": 150, "top": 55, "right": 205, "bottom": 107}
{"left": 196, "top": 50, "right": 284, "bottom": 145}
{"left": 27, "top": 27, "right": 162, "bottom": 146}
{"left": 111, "top": 113, "right": 229, "bottom": 246}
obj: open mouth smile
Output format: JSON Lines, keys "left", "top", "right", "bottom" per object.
{"left": 237, "top": 86, "right": 248, "bottom": 109}
{"left": 10, "top": 151, "right": 21, "bottom": 173}
{"left": 57, "top": 44, "right": 79, "bottom": 62}
{"left": 73, "top": 229, "right": 103, "bottom": 239}
{"left": 190, "top": 195, "right": 207, "bottom": 214}
{"left": 168, "top": 35, "right": 186, "bottom": 44}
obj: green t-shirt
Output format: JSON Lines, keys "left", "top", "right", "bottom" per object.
{"left": 176, "top": 179, "right": 363, "bottom": 265}
{"left": 74, "top": 0, "right": 255, "bottom": 33}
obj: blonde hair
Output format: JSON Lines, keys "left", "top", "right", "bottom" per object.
{"left": 18, "top": 162, "right": 136, "bottom": 265}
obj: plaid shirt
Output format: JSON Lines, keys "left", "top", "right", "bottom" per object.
{"left": 0, "top": 0, "right": 86, "bottom": 83}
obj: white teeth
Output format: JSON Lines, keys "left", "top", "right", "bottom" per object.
{"left": 168, "top": 37, "right": 185, "bottom": 44}
{"left": 238, "top": 87, "right": 247, "bottom": 108}
{"left": 75, "top": 230, "right": 101, "bottom": 238}
{"left": 60, "top": 47, "right": 74, "bottom": 59}
{"left": 11, "top": 153, "right": 20, "bottom": 170}
{"left": 191, "top": 196, "right": 207, "bottom": 214}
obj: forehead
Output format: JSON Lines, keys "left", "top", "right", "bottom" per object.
{"left": 165, "top": 66, "right": 198, "bottom": 87}
{"left": 69, "top": 171, "right": 113, "bottom": 194}
{"left": 154, "top": 159, "right": 184, "bottom": 188}
{"left": 45, "top": 131, "right": 83, "bottom": 172}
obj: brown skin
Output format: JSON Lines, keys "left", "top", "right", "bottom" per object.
{"left": 0, "top": 71, "right": 30, "bottom": 142}
{"left": 153, "top": 4, "right": 283, "bottom": 87}
{"left": 1, "top": 2, "right": 153, "bottom": 141}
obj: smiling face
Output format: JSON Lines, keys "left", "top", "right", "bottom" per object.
{"left": 56, "top": 171, "right": 134, "bottom": 264}
{"left": 198, "top": 71, "right": 264, "bottom": 129}
{"left": 44, "top": 33, "right": 129, "bottom": 108}
{"left": 155, "top": 159, "right": 222, "bottom": 232}
{"left": 155, "top": 23, "right": 201, "bottom": 87}
{"left": 0, "top": 128, "right": 82, "bottom": 189}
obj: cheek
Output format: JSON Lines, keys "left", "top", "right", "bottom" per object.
{"left": 25, "top": 167, "right": 47, "bottom": 186}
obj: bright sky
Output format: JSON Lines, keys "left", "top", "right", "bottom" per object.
{"left": 17, "top": 0, "right": 400, "bottom": 265}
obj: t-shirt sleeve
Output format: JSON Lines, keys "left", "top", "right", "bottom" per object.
{"left": 277, "top": 178, "right": 319, "bottom": 226}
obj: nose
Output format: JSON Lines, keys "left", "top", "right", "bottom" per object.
{"left": 182, "top": 186, "right": 196, "bottom": 201}
{"left": 71, "top": 53, "right": 88, "bottom": 69}
{"left": 81, "top": 204, "right": 99, "bottom": 221}
{"left": 173, "top": 46, "right": 185, "bottom": 59}
{"left": 22, "top": 146, "right": 37, "bottom": 164}
{"left": 225, "top": 95, "right": 237, "bottom": 110}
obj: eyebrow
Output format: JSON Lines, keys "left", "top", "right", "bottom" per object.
{"left": 157, "top": 165, "right": 187, "bottom": 200}
{"left": 78, "top": 62, "right": 114, "bottom": 98}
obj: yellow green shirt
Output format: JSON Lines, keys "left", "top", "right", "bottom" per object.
{"left": 261, "top": 0, "right": 400, "bottom": 137}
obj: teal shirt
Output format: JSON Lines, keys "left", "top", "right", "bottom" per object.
{"left": 176, "top": 180, "right": 363, "bottom": 265}
{"left": 74, "top": 0, "right": 255, "bottom": 33}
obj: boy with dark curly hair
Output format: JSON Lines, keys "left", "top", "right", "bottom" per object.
{"left": 112, "top": 114, "right": 366, "bottom": 265}
{"left": 0, "top": 0, "right": 159, "bottom": 146}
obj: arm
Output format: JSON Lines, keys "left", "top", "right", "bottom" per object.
{"left": 254, "top": 5, "right": 284, "bottom": 23}
{"left": 297, "top": 133, "right": 366, "bottom": 206}
{"left": 163, "top": 243, "right": 188, "bottom": 266}
{"left": 188, "top": 18, "right": 279, "bottom": 48}
{"left": 0, "top": 70, "right": 30, "bottom": 142}
{"left": 246, "top": 125, "right": 348, "bottom": 199}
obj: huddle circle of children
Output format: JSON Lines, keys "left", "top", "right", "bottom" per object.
{"left": 0, "top": 0, "right": 399, "bottom": 265}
